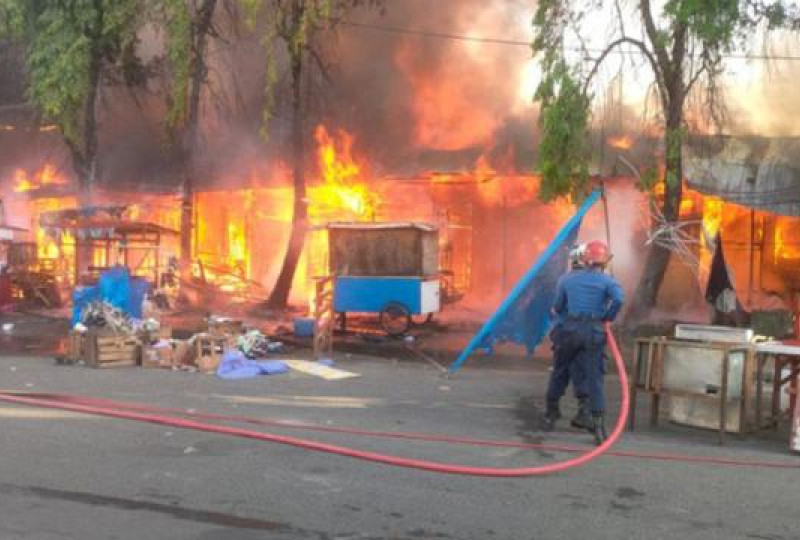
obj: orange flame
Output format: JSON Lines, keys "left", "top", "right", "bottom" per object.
{"left": 12, "top": 164, "right": 68, "bottom": 193}
{"left": 607, "top": 135, "right": 633, "bottom": 150}
{"left": 309, "top": 125, "right": 379, "bottom": 221}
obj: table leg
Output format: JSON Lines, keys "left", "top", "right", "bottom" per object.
{"left": 756, "top": 354, "right": 765, "bottom": 430}
{"left": 629, "top": 342, "right": 642, "bottom": 431}
{"left": 772, "top": 357, "right": 784, "bottom": 428}
{"left": 719, "top": 352, "right": 730, "bottom": 446}
{"left": 650, "top": 393, "right": 660, "bottom": 427}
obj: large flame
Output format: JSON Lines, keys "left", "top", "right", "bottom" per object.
{"left": 12, "top": 164, "right": 68, "bottom": 193}
{"left": 308, "top": 125, "right": 379, "bottom": 222}
{"left": 607, "top": 134, "right": 633, "bottom": 150}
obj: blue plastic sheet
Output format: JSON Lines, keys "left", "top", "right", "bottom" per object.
{"left": 216, "top": 349, "right": 289, "bottom": 379}
{"left": 128, "top": 278, "right": 149, "bottom": 319}
{"left": 71, "top": 286, "right": 102, "bottom": 326}
{"left": 449, "top": 191, "right": 601, "bottom": 373}
{"left": 98, "top": 266, "right": 131, "bottom": 313}
{"left": 71, "top": 266, "right": 150, "bottom": 325}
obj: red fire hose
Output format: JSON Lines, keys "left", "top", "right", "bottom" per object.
{"left": 1, "top": 325, "right": 796, "bottom": 474}
{"left": 0, "top": 324, "right": 628, "bottom": 477}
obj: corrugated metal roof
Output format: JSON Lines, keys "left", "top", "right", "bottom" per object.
{"left": 685, "top": 136, "right": 800, "bottom": 216}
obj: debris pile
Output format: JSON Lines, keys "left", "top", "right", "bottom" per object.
{"left": 77, "top": 301, "right": 137, "bottom": 334}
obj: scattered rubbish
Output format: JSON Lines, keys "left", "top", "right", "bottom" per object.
{"left": 183, "top": 446, "right": 198, "bottom": 454}
{"left": 164, "top": 431, "right": 173, "bottom": 437}
{"left": 439, "top": 385, "right": 451, "bottom": 391}
{"left": 283, "top": 360, "right": 360, "bottom": 381}
{"left": 2, "top": 323, "right": 13, "bottom": 332}
{"left": 9, "top": 366, "right": 16, "bottom": 372}
{"left": 79, "top": 301, "right": 137, "bottom": 334}
{"left": 237, "top": 329, "right": 284, "bottom": 358}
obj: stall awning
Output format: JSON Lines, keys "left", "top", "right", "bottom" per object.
{"left": 685, "top": 136, "right": 800, "bottom": 216}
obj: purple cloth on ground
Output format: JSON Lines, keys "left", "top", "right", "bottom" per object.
{"left": 216, "top": 349, "right": 288, "bottom": 379}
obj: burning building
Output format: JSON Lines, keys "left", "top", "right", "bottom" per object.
{"left": 686, "top": 136, "right": 800, "bottom": 322}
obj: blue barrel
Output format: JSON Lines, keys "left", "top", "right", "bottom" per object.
{"left": 293, "top": 317, "right": 315, "bottom": 338}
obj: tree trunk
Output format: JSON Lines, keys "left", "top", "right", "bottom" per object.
{"left": 627, "top": 101, "right": 684, "bottom": 320}
{"left": 73, "top": 9, "right": 103, "bottom": 281}
{"left": 267, "top": 47, "right": 307, "bottom": 309}
{"left": 180, "top": 0, "right": 217, "bottom": 267}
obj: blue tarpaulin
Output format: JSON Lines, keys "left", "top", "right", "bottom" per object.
{"left": 216, "top": 349, "right": 289, "bottom": 379}
{"left": 71, "top": 266, "right": 150, "bottom": 325}
{"left": 449, "top": 191, "right": 601, "bottom": 373}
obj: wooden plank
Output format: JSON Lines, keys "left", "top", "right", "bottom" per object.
{"left": 97, "top": 344, "right": 138, "bottom": 352}
{"left": 284, "top": 360, "right": 360, "bottom": 380}
{"left": 97, "top": 351, "right": 137, "bottom": 364}
{"left": 96, "top": 336, "right": 138, "bottom": 346}
{"left": 95, "top": 359, "right": 137, "bottom": 369}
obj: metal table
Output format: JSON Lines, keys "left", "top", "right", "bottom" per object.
{"left": 754, "top": 341, "right": 800, "bottom": 433}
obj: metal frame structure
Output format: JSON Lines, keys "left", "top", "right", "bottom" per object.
{"left": 630, "top": 337, "right": 756, "bottom": 445}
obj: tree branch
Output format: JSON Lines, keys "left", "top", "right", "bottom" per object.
{"left": 640, "top": 0, "right": 672, "bottom": 84}
{"left": 685, "top": 62, "right": 707, "bottom": 95}
{"left": 582, "top": 36, "right": 664, "bottom": 98}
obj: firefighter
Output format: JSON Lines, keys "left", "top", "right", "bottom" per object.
{"left": 544, "top": 240, "right": 623, "bottom": 445}
{"left": 544, "top": 244, "right": 592, "bottom": 431}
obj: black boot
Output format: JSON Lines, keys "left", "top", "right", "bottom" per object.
{"left": 570, "top": 398, "right": 592, "bottom": 430}
{"left": 590, "top": 413, "right": 608, "bottom": 446}
{"left": 542, "top": 401, "right": 561, "bottom": 431}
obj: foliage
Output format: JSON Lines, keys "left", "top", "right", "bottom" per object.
{"left": 241, "top": 0, "right": 382, "bottom": 139}
{"left": 162, "top": 0, "right": 193, "bottom": 131}
{"left": 530, "top": 0, "right": 800, "bottom": 201}
{"left": 0, "top": 0, "right": 141, "bottom": 146}
{"left": 241, "top": 0, "right": 332, "bottom": 140}
{"left": 534, "top": 60, "right": 591, "bottom": 202}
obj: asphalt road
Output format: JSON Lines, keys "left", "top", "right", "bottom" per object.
{"left": 0, "top": 352, "right": 797, "bottom": 540}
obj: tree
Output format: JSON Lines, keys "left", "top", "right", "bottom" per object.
{"left": 531, "top": 0, "right": 798, "bottom": 318}
{"left": 0, "top": 0, "right": 143, "bottom": 204}
{"left": 243, "top": 0, "right": 381, "bottom": 309}
{"left": 161, "top": 0, "right": 220, "bottom": 266}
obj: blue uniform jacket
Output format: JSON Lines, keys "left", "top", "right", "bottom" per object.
{"left": 552, "top": 268, "right": 624, "bottom": 322}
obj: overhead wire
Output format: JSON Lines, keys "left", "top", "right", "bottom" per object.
{"left": 339, "top": 20, "right": 800, "bottom": 62}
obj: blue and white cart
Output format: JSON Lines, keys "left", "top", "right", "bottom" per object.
{"left": 323, "top": 222, "right": 441, "bottom": 336}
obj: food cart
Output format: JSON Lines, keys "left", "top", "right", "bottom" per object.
{"left": 319, "top": 222, "right": 441, "bottom": 336}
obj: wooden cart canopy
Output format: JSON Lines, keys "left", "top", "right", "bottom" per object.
{"left": 42, "top": 219, "right": 179, "bottom": 240}
{"left": 324, "top": 221, "right": 439, "bottom": 232}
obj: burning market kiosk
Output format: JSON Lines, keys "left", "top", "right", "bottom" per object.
{"left": 323, "top": 222, "right": 441, "bottom": 336}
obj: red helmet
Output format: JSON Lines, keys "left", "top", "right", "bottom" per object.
{"left": 582, "top": 240, "right": 611, "bottom": 266}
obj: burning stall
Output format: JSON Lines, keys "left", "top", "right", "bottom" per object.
{"left": 686, "top": 136, "right": 800, "bottom": 332}
{"left": 39, "top": 206, "right": 179, "bottom": 288}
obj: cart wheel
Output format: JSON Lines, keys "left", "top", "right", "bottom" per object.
{"left": 412, "top": 313, "right": 434, "bottom": 326}
{"left": 380, "top": 303, "right": 412, "bottom": 336}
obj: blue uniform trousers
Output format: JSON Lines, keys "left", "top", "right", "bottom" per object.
{"left": 547, "top": 325, "right": 588, "bottom": 403}
{"left": 545, "top": 319, "right": 606, "bottom": 414}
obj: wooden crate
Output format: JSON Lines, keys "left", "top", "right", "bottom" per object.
{"left": 194, "top": 334, "right": 228, "bottom": 373}
{"left": 68, "top": 331, "right": 85, "bottom": 363}
{"left": 138, "top": 326, "right": 172, "bottom": 345}
{"left": 85, "top": 333, "right": 140, "bottom": 368}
